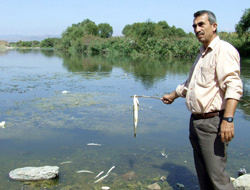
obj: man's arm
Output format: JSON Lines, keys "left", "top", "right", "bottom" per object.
{"left": 220, "top": 98, "right": 239, "bottom": 142}
{"left": 162, "top": 91, "right": 179, "bottom": 104}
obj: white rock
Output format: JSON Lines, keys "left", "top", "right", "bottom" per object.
{"left": 234, "top": 174, "right": 250, "bottom": 190}
{"left": 147, "top": 183, "right": 161, "bottom": 190}
{"left": 9, "top": 166, "right": 59, "bottom": 181}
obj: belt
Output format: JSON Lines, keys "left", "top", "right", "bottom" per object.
{"left": 193, "top": 110, "right": 224, "bottom": 119}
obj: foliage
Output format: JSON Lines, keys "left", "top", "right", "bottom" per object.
{"left": 40, "top": 38, "right": 60, "bottom": 48}
{"left": 122, "top": 20, "right": 186, "bottom": 39}
{"left": 7, "top": 11, "right": 250, "bottom": 59}
{"left": 98, "top": 23, "right": 113, "bottom": 38}
{"left": 15, "top": 40, "right": 40, "bottom": 48}
{"left": 235, "top": 8, "right": 250, "bottom": 37}
{"left": 60, "top": 19, "right": 113, "bottom": 51}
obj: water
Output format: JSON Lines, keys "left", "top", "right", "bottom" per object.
{"left": 0, "top": 49, "right": 249, "bottom": 190}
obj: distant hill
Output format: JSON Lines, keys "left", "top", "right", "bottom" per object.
{"left": 0, "top": 40, "right": 8, "bottom": 46}
{"left": 0, "top": 34, "right": 61, "bottom": 42}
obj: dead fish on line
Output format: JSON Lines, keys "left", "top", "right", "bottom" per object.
{"left": 133, "top": 95, "right": 139, "bottom": 137}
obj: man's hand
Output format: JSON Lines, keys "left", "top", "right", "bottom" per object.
{"left": 219, "top": 98, "right": 239, "bottom": 142}
{"left": 220, "top": 120, "right": 234, "bottom": 142}
{"left": 162, "top": 91, "right": 179, "bottom": 104}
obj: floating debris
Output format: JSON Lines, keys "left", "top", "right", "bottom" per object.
{"left": 87, "top": 143, "right": 102, "bottom": 146}
{"left": 62, "top": 90, "right": 70, "bottom": 94}
{"left": 160, "top": 176, "right": 167, "bottom": 182}
{"left": 0, "top": 121, "right": 6, "bottom": 128}
{"left": 238, "top": 168, "right": 247, "bottom": 176}
{"left": 77, "top": 170, "right": 93, "bottom": 174}
{"left": 161, "top": 151, "right": 168, "bottom": 158}
{"left": 176, "top": 183, "right": 185, "bottom": 188}
{"left": 95, "top": 171, "right": 104, "bottom": 179}
{"left": 59, "top": 161, "right": 73, "bottom": 165}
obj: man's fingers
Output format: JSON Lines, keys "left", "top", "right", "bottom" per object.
{"left": 220, "top": 131, "right": 234, "bottom": 142}
{"left": 221, "top": 132, "right": 225, "bottom": 142}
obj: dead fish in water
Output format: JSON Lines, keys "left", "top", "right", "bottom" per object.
{"left": 87, "top": 143, "right": 102, "bottom": 146}
{"left": 106, "top": 166, "right": 115, "bottom": 175}
{"left": 94, "top": 174, "right": 109, "bottom": 184}
{"left": 94, "top": 171, "right": 104, "bottom": 179}
{"left": 133, "top": 95, "right": 139, "bottom": 137}
{"left": 60, "top": 161, "right": 73, "bottom": 165}
{"left": 94, "top": 166, "right": 115, "bottom": 184}
{"left": 77, "top": 170, "right": 93, "bottom": 174}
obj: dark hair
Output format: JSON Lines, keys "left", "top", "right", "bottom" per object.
{"left": 194, "top": 10, "right": 217, "bottom": 25}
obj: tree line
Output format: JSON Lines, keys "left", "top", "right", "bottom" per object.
{"left": 10, "top": 8, "right": 249, "bottom": 59}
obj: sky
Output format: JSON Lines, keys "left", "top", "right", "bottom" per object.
{"left": 0, "top": 0, "right": 249, "bottom": 38}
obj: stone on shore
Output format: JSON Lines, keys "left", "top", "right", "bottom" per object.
{"left": 234, "top": 174, "right": 250, "bottom": 190}
{"left": 9, "top": 166, "right": 59, "bottom": 181}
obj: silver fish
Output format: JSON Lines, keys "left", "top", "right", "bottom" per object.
{"left": 60, "top": 161, "right": 73, "bottom": 165}
{"left": 106, "top": 166, "right": 115, "bottom": 175}
{"left": 94, "top": 171, "right": 104, "bottom": 179}
{"left": 94, "top": 174, "right": 109, "bottom": 184}
{"left": 76, "top": 170, "right": 93, "bottom": 173}
{"left": 133, "top": 95, "right": 139, "bottom": 137}
{"left": 87, "top": 143, "right": 102, "bottom": 146}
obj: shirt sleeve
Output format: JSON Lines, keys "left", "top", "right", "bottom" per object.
{"left": 216, "top": 42, "right": 243, "bottom": 100}
{"left": 176, "top": 62, "right": 196, "bottom": 98}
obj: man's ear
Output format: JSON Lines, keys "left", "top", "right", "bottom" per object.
{"left": 212, "top": 22, "right": 217, "bottom": 33}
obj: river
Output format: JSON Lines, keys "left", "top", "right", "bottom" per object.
{"left": 0, "top": 49, "right": 249, "bottom": 189}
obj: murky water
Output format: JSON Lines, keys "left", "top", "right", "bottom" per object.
{"left": 0, "top": 49, "right": 249, "bottom": 190}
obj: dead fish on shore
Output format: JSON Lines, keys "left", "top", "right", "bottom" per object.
{"left": 133, "top": 95, "right": 139, "bottom": 137}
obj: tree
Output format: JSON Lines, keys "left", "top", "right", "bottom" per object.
{"left": 61, "top": 19, "right": 99, "bottom": 50}
{"left": 98, "top": 23, "right": 113, "bottom": 38}
{"left": 40, "top": 38, "right": 59, "bottom": 48}
{"left": 235, "top": 8, "right": 250, "bottom": 36}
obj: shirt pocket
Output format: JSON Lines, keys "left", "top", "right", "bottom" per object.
{"left": 197, "top": 67, "right": 214, "bottom": 87}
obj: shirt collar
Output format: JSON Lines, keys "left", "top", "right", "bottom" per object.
{"left": 199, "top": 36, "right": 220, "bottom": 56}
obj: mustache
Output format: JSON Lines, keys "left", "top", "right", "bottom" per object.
{"left": 196, "top": 31, "right": 204, "bottom": 36}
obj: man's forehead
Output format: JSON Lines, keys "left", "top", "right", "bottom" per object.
{"left": 193, "top": 14, "right": 209, "bottom": 23}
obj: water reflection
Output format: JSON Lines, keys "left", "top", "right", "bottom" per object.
{"left": 59, "top": 52, "right": 194, "bottom": 88}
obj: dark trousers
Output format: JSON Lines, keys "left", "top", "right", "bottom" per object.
{"left": 189, "top": 114, "right": 235, "bottom": 190}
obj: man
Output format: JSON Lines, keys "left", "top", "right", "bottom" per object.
{"left": 162, "top": 10, "right": 243, "bottom": 190}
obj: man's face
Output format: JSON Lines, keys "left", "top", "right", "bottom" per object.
{"left": 192, "top": 13, "right": 217, "bottom": 48}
